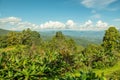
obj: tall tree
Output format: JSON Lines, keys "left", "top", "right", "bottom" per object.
{"left": 21, "top": 28, "right": 41, "bottom": 46}
{"left": 102, "top": 27, "right": 120, "bottom": 51}
{"left": 30, "top": 31, "right": 41, "bottom": 45}
{"left": 21, "top": 28, "right": 32, "bottom": 45}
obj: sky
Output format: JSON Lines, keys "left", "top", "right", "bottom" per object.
{"left": 0, "top": 0, "right": 120, "bottom": 31}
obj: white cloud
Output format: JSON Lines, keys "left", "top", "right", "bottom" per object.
{"left": 96, "top": 20, "right": 108, "bottom": 28}
{"left": 40, "top": 20, "right": 76, "bottom": 29}
{"left": 39, "top": 19, "right": 109, "bottom": 31}
{"left": 0, "top": 17, "right": 38, "bottom": 30}
{"left": 83, "top": 20, "right": 93, "bottom": 27}
{"left": 0, "top": 17, "right": 21, "bottom": 23}
{"left": 66, "top": 20, "right": 75, "bottom": 26}
{"left": 0, "top": 16, "right": 111, "bottom": 31}
{"left": 40, "top": 21, "right": 65, "bottom": 29}
{"left": 81, "top": 0, "right": 117, "bottom": 9}
{"left": 79, "top": 20, "right": 108, "bottom": 31}
{"left": 15, "top": 22, "right": 39, "bottom": 30}
{"left": 66, "top": 20, "right": 76, "bottom": 29}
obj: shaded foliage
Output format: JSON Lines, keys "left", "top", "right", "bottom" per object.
{"left": 0, "top": 36, "right": 8, "bottom": 48}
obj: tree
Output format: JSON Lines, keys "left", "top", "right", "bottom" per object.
{"left": 49, "top": 31, "right": 66, "bottom": 52}
{"left": 47, "top": 31, "right": 77, "bottom": 66}
{"left": 55, "top": 31, "right": 65, "bottom": 39}
{"left": 30, "top": 31, "right": 41, "bottom": 45}
{"left": 7, "top": 31, "right": 20, "bottom": 46}
{"left": 6, "top": 28, "right": 41, "bottom": 46}
{"left": 21, "top": 28, "right": 41, "bottom": 46}
{"left": 20, "top": 28, "right": 32, "bottom": 45}
{"left": 102, "top": 27, "right": 120, "bottom": 51}
{"left": 50, "top": 31, "right": 76, "bottom": 55}
{"left": 82, "top": 44, "right": 105, "bottom": 68}
{"left": 118, "top": 32, "right": 120, "bottom": 51}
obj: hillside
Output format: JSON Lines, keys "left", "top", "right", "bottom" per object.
{"left": 0, "top": 27, "right": 120, "bottom": 79}
{"left": 40, "top": 30, "right": 104, "bottom": 46}
{"left": 40, "top": 30, "right": 105, "bottom": 39}
{"left": 0, "top": 28, "right": 103, "bottom": 46}
{"left": 0, "top": 28, "right": 10, "bottom": 36}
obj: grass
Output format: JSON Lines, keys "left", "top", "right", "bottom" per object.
{"left": 94, "top": 60, "right": 120, "bottom": 77}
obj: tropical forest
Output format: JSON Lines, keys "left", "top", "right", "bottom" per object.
{"left": 1, "top": 0, "right": 120, "bottom": 79}
{"left": 0, "top": 27, "right": 120, "bottom": 80}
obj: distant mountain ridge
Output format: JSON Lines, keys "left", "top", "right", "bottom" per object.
{"left": 39, "top": 30, "right": 105, "bottom": 46}
{"left": 40, "top": 30, "right": 105, "bottom": 39}
{"left": 0, "top": 28, "right": 105, "bottom": 39}
{"left": 0, "top": 28, "right": 105, "bottom": 46}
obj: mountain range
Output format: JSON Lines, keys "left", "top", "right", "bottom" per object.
{"left": 0, "top": 28, "right": 105, "bottom": 46}
{"left": 39, "top": 30, "right": 105, "bottom": 46}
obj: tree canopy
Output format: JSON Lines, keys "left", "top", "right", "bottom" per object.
{"left": 103, "top": 27, "right": 120, "bottom": 51}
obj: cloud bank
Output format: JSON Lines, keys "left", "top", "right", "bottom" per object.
{"left": 0, "top": 16, "right": 111, "bottom": 31}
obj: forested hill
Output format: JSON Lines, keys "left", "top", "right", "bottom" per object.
{"left": 40, "top": 30, "right": 105, "bottom": 38}
{"left": 0, "top": 28, "right": 104, "bottom": 46}
{"left": 0, "top": 28, "right": 104, "bottom": 39}
{"left": 40, "top": 30, "right": 105, "bottom": 45}
{"left": 0, "top": 27, "right": 120, "bottom": 79}
{"left": 0, "top": 28, "right": 11, "bottom": 36}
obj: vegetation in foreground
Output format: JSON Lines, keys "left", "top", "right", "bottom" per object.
{"left": 0, "top": 27, "right": 120, "bottom": 79}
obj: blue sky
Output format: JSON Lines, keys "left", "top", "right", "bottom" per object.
{"left": 0, "top": 0, "right": 120, "bottom": 30}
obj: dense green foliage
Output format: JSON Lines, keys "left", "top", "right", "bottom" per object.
{"left": 103, "top": 27, "right": 120, "bottom": 51}
{"left": 0, "top": 27, "right": 120, "bottom": 79}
